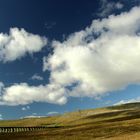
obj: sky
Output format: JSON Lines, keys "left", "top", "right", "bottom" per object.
{"left": 0, "top": 0, "right": 140, "bottom": 120}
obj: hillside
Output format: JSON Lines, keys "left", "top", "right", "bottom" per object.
{"left": 0, "top": 102, "right": 140, "bottom": 140}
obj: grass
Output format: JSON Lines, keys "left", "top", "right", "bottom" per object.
{"left": 0, "top": 102, "right": 140, "bottom": 139}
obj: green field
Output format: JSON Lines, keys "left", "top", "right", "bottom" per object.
{"left": 0, "top": 102, "right": 140, "bottom": 140}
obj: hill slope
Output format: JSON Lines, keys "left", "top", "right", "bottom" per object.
{"left": 0, "top": 102, "right": 140, "bottom": 140}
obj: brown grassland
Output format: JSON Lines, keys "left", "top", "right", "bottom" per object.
{"left": 0, "top": 102, "right": 140, "bottom": 140}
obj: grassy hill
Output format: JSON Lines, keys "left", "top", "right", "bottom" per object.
{"left": 0, "top": 102, "right": 140, "bottom": 140}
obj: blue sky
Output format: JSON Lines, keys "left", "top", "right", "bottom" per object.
{"left": 0, "top": 0, "right": 140, "bottom": 120}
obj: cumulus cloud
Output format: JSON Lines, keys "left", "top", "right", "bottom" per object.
{"left": 0, "top": 28, "right": 47, "bottom": 62}
{"left": 31, "top": 74, "right": 43, "bottom": 81}
{"left": 43, "top": 6, "right": 140, "bottom": 98}
{"left": 22, "top": 115, "right": 45, "bottom": 119}
{"left": 0, "top": 83, "right": 67, "bottom": 105}
{"left": 98, "top": 0, "right": 124, "bottom": 17}
{"left": 47, "top": 111, "right": 59, "bottom": 116}
{"left": 1, "top": 6, "right": 140, "bottom": 105}
{"left": 21, "top": 106, "right": 30, "bottom": 111}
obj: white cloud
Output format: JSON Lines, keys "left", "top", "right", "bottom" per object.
{"left": 116, "top": 2, "right": 124, "bottom": 9}
{"left": 31, "top": 74, "right": 43, "bottom": 81}
{"left": 98, "top": 0, "right": 124, "bottom": 17}
{"left": 21, "top": 105, "right": 30, "bottom": 111}
{"left": 21, "top": 112, "right": 42, "bottom": 119}
{"left": 47, "top": 111, "right": 59, "bottom": 116}
{"left": 1, "top": 7, "right": 140, "bottom": 105}
{"left": 114, "top": 97, "right": 140, "bottom": 105}
{"left": 43, "top": 6, "right": 140, "bottom": 99}
{"left": 22, "top": 107, "right": 26, "bottom": 111}
{"left": 0, "top": 83, "right": 67, "bottom": 105}
{"left": 0, "top": 28, "right": 47, "bottom": 62}
{"left": 32, "top": 113, "right": 37, "bottom": 115}
{"left": 22, "top": 115, "right": 45, "bottom": 119}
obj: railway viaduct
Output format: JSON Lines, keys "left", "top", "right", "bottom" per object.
{"left": 0, "top": 126, "right": 51, "bottom": 133}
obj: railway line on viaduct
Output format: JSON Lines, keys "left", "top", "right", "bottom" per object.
{"left": 0, "top": 126, "right": 58, "bottom": 133}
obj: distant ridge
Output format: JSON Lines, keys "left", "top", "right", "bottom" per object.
{"left": 108, "top": 102, "right": 140, "bottom": 110}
